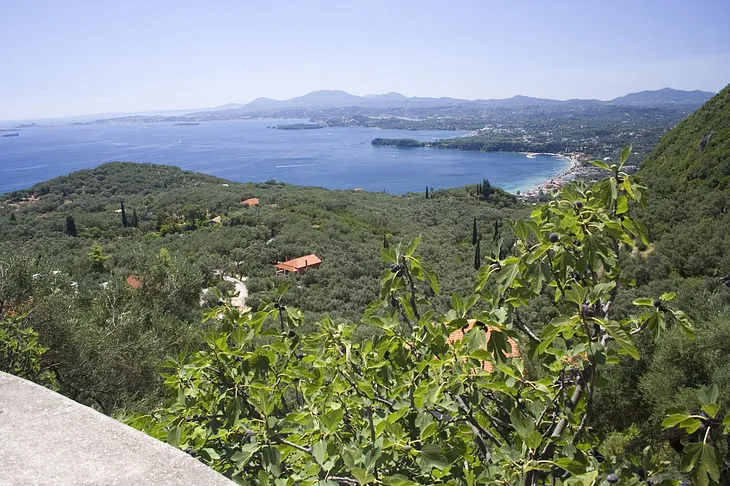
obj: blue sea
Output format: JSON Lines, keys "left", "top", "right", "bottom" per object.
{"left": 0, "top": 119, "right": 569, "bottom": 195}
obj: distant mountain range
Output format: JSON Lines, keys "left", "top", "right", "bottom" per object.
{"left": 4, "top": 88, "right": 714, "bottom": 125}
{"left": 190, "top": 88, "right": 716, "bottom": 117}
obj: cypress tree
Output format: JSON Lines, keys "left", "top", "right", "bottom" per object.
{"left": 383, "top": 233, "right": 389, "bottom": 249}
{"left": 66, "top": 215, "right": 77, "bottom": 237}
{"left": 426, "top": 186, "right": 429, "bottom": 199}
{"left": 492, "top": 219, "right": 502, "bottom": 259}
{"left": 121, "top": 201, "right": 128, "bottom": 227}
{"left": 482, "top": 178, "right": 491, "bottom": 201}
{"left": 474, "top": 238, "right": 481, "bottom": 270}
{"left": 9, "top": 212, "right": 15, "bottom": 222}
{"left": 130, "top": 208, "right": 139, "bottom": 228}
{"left": 472, "top": 217, "right": 478, "bottom": 246}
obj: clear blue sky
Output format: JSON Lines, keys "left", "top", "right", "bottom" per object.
{"left": 2, "top": 0, "right": 729, "bottom": 119}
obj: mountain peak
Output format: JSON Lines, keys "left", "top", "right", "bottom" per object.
{"left": 611, "top": 88, "right": 715, "bottom": 105}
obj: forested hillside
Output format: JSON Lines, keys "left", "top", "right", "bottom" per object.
{"left": 638, "top": 84, "right": 730, "bottom": 277}
{"left": 0, "top": 163, "right": 519, "bottom": 410}
{"left": 590, "top": 85, "right": 730, "bottom": 465}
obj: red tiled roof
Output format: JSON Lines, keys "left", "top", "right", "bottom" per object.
{"left": 274, "top": 254, "right": 321, "bottom": 272}
{"left": 241, "top": 198, "right": 259, "bottom": 206}
{"left": 127, "top": 275, "right": 142, "bottom": 289}
{"left": 447, "top": 320, "right": 520, "bottom": 372}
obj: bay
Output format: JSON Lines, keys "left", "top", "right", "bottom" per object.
{"left": 0, "top": 119, "right": 568, "bottom": 194}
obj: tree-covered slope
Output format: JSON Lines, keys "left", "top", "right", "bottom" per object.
{"left": 641, "top": 84, "right": 730, "bottom": 194}
{"left": 638, "top": 83, "right": 730, "bottom": 277}
{"left": 0, "top": 164, "right": 521, "bottom": 410}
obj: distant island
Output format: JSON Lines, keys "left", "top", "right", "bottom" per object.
{"left": 173, "top": 122, "right": 200, "bottom": 126}
{"left": 273, "top": 123, "right": 325, "bottom": 130}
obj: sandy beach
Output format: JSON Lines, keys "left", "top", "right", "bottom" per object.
{"left": 518, "top": 152, "right": 590, "bottom": 198}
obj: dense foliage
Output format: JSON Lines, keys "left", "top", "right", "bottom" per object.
{"left": 127, "top": 153, "right": 725, "bottom": 485}
{"left": 638, "top": 84, "right": 730, "bottom": 277}
{"left": 0, "top": 162, "right": 520, "bottom": 411}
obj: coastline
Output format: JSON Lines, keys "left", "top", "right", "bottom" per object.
{"left": 517, "top": 152, "right": 588, "bottom": 198}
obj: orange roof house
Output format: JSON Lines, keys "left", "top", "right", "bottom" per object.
{"left": 127, "top": 275, "right": 143, "bottom": 289}
{"left": 241, "top": 198, "right": 259, "bottom": 207}
{"left": 446, "top": 320, "right": 520, "bottom": 372}
{"left": 274, "top": 254, "right": 322, "bottom": 275}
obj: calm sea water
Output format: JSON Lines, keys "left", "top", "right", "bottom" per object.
{"left": 0, "top": 119, "right": 568, "bottom": 194}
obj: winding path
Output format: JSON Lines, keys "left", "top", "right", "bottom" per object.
{"left": 222, "top": 274, "right": 248, "bottom": 308}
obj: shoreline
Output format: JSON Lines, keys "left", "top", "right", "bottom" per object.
{"left": 517, "top": 152, "right": 587, "bottom": 198}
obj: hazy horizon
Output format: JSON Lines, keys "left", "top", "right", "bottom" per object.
{"left": 0, "top": 86, "right": 723, "bottom": 124}
{"left": 2, "top": 0, "right": 729, "bottom": 120}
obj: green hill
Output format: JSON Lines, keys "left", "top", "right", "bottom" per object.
{"left": 638, "top": 83, "right": 730, "bottom": 277}
{"left": 592, "top": 85, "right": 730, "bottom": 453}
{"left": 0, "top": 164, "right": 521, "bottom": 411}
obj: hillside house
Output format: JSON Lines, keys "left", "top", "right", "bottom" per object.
{"left": 274, "top": 254, "right": 321, "bottom": 275}
{"left": 205, "top": 216, "right": 222, "bottom": 227}
{"left": 447, "top": 320, "right": 520, "bottom": 372}
{"left": 240, "top": 198, "right": 259, "bottom": 207}
{"left": 126, "top": 275, "right": 143, "bottom": 289}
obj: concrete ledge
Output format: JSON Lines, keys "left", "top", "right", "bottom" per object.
{"left": 0, "top": 372, "right": 235, "bottom": 485}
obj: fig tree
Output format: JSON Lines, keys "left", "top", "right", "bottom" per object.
{"left": 403, "top": 445, "right": 412, "bottom": 452}
{"left": 593, "top": 449, "right": 604, "bottom": 463}
{"left": 551, "top": 467, "right": 568, "bottom": 479}
{"left": 548, "top": 232, "right": 559, "bottom": 243}
{"left": 574, "top": 201, "right": 583, "bottom": 209}
{"left": 288, "top": 330, "right": 296, "bottom": 338}
{"left": 389, "top": 263, "right": 400, "bottom": 273}
{"left": 607, "top": 472, "right": 619, "bottom": 484}
{"left": 653, "top": 298, "right": 661, "bottom": 308}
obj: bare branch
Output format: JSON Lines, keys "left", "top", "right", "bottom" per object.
{"left": 513, "top": 311, "right": 540, "bottom": 343}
